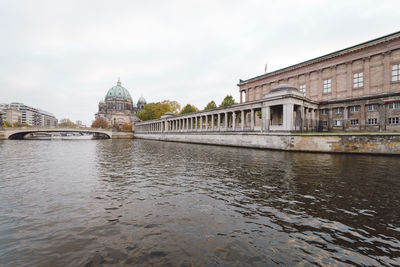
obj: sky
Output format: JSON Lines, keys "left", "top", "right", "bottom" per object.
{"left": 0, "top": 0, "right": 399, "bottom": 125}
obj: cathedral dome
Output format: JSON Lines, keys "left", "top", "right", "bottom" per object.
{"left": 105, "top": 78, "right": 132, "bottom": 101}
{"left": 137, "top": 96, "right": 146, "bottom": 104}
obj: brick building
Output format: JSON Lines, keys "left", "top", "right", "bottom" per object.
{"left": 238, "top": 31, "right": 400, "bottom": 131}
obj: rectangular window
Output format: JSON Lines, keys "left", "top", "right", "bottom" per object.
{"left": 335, "top": 120, "right": 342, "bottom": 126}
{"left": 320, "top": 109, "right": 328, "bottom": 115}
{"left": 393, "top": 64, "right": 400, "bottom": 82}
{"left": 349, "top": 106, "right": 359, "bottom": 112}
{"left": 353, "top": 72, "right": 363, "bottom": 88}
{"left": 335, "top": 107, "right": 343, "bottom": 114}
{"left": 323, "top": 121, "right": 328, "bottom": 126}
{"left": 368, "top": 104, "right": 378, "bottom": 111}
{"left": 323, "top": 79, "right": 331, "bottom": 93}
{"left": 388, "top": 102, "right": 400, "bottom": 109}
{"left": 350, "top": 119, "right": 359, "bottom": 126}
{"left": 368, "top": 118, "right": 378, "bottom": 125}
{"left": 388, "top": 117, "right": 399, "bottom": 124}
{"left": 299, "top": 84, "right": 306, "bottom": 95}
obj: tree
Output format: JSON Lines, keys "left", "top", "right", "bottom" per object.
{"left": 122, "top": 122, "right": 133, "bottom": 131}
{"left": 91, "top": 117, "right": 110, "bottom": 129}
{"left": 162, "top": 100, "right": 181, "bottom": 114}
{"left": 3, "top": 120, "right": 11, "bottom": 128}
{"left": 180, "top": 104, "right": 197, "bottom": 115}
{"left": 220, "top": 95, "right": 236, "bottom": 107}
{"left": 21, "top": 122, "right": 30, "bottom": 127}
{"left": 12, "top": 122, "right": 19, "bottom": 127}
{"left": 137, "top": 100, "right": 182, "bottom": 121}
{"left": 58, "top": 118, "right": 75, "bottom": 127}
{"left": 204, "top": 100, "right": 217, "bottom": 110}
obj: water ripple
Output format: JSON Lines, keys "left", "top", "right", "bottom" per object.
{"left": 0, "top": 139, "right": 399, "bottom": 266}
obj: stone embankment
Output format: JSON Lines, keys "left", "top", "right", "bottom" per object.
{"left": 134, "top": 132, "right": 400, "bottom": 155}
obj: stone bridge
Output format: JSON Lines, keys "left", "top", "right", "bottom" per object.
{"left": 0, "top": 126, "right": 114, "bottom": 140}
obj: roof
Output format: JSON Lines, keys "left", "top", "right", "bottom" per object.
{"left": 137, "top": 96, "right": 146, "bottom": 104}
{"left": 270, "top": 84, "right": 297, "bottom": 92}
{"left": 105, "top": 80, "right": 132, "bottom": 101}
{"left": 239, "top": 30, "right": 400, "bottom": 85}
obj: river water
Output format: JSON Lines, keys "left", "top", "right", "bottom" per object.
{"left": 0, "top": 139, "right": 399, "bottom": 266}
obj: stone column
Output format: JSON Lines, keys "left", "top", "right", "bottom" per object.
{"left": 364, "top": 57, "right": 370, "bottom": 95}
{"left": 261, "top": 107, "right": 266, "bottom": 132}
{"left": 224, "top": 112, "right": 228, "bottom": 130}
{"left": 283, "top": 103, "right": 294, "bottom": 131}
{"left": 232, "top": 111, "right": 236, "bottom": 131}
{"left": 328, "top": 109, "right": 333, "bottom": 131}
{"left": 205, "top": 115, "right": 208, "bottom": 131}
{"left": 346, "top": 63, "right": 352, "bottom": 98}
{"left": 240, "top": 90, "right": 243, "bottom": 103}
{"left": 383, "top": 51, "right": 392, "bottom": 92}
{"left": 211, "top": 114, "right": 214, "bottom": 130}
{"left": 265, "top": 106, "right": 270, "bottom": 132}
{"left": 343, "top": 107, "right": 348, "bottom": 131}
{"left": 241, "top": 110, "right": 245, "bottom": 130}
{"left": 301, "top": 106, "right": 305, "bottom": 132}
{"left": 217, "top": 113, "right": 221, "bottom": 131}
{"left": 250, "top": 109, "right": 254, "bottom": 130}
{"left": 200, "top": 116, "right": 203, "bottom": 131}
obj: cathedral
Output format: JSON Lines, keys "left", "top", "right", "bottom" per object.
{"left": 95, "top": 78, "right": 146, "bottom": 127}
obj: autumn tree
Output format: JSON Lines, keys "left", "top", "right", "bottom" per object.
{"left": 3, "top": 120, "right": 11, "bottom": 128}
{"left": 122, "top": 122, "right": 133, "bottom": 131}
{"left": 91, "top": 117, "right": 110, "bottom": 129}
{"left": 220, "top": 95, "right": 236, "bottom": 107}
{"left": 137, "top": 100, "right": 182, "bottom": 121}
{"left": 204, "top": 100, "right": 217, "bottom": 110}
{"left": 162, "top": 100, "right": 181, "bottom": 114}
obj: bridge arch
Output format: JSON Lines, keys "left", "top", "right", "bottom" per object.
{"left": 6, "top": 128, "right": 112, "bottom": 140}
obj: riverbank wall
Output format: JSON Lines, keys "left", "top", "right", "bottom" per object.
{"left": 133, "top": 132, "right": 400, "bottom": 155}
{"left": 110, "top": 132, "right": 134, "bottom": 139}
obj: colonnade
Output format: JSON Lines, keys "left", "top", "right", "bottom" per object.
{"left": 135, "top": 100, "right": 319, "bottom": 133}
{"left": 135, "top": 107, "right": 263, "bottom": 133}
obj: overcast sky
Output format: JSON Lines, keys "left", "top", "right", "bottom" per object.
{"left": 0, "top": 0, "right": 399, "bottom": 125}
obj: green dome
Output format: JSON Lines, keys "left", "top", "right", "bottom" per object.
{"left": 137, "top": 96, "right": 146, "bottom": 104}
{"left": 105, "top": 80, "right": 132, "bottom": 101}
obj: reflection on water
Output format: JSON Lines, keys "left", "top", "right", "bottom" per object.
{"left": 0, "top": 139, "right": 399, "bottom": 266}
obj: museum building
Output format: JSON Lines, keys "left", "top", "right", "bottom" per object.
{"left": 238, "top": 31, "right": 400, "bottom": 131}
{"left": 95, "top": 78, "right": 146, "bottom": 127}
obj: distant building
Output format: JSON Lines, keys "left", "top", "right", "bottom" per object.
{"left": 1, "top": 102, "right": 58, "bottom": 126}
{"left": 76, "top": 120, "right": 82, "bottom": 126}
{"left": 0, "top": 109, "right": 4, "bottom": 124}
{"left": 95, "top": 78, "right": 146, "bottom": 128}
{"left": 5, "top": 109, "right": 22, "bottom": 125}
